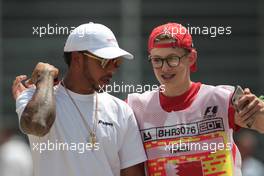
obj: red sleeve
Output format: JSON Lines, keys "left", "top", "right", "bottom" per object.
{"left": 228, "top": 98, "right": 241, "bottom": 131}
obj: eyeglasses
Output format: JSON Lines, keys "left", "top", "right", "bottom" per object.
{"left": 148, "top": 53, "right": 189, "bottom": 69}
{"left": 81, "top": 52, "right": 123, "bottom": 69}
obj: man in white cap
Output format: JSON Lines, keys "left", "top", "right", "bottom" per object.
{"left": 13, "top": 22, "right": 146, "bottom": 176}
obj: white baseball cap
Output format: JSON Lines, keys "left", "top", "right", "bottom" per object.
{"left": 64, "top": 22, "right": 133, "bottom": 60}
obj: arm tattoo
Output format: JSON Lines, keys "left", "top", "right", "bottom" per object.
{"left": 20, "top": 71, "right": 56, "bottom": 136}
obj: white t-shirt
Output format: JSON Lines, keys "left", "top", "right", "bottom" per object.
{"left": 16, "top": 83, "right": 146, "bottom": 176}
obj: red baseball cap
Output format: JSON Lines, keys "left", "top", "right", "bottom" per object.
{"left": 148, "top": 23, "right": 197, "bottom": 72}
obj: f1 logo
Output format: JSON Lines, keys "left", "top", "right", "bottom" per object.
{"left": 204, "top": 106, "right": 218, "bottom": 118}
{"left": 143, "top": 131, "right": 152, "bottom": 141}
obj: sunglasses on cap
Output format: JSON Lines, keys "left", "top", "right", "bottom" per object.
{"left": 80, "top": 52, "right": 123, "bottom": 69}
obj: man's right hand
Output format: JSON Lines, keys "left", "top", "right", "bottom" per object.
{"left": 12, "top": 75, "right": 35, "bottom": 100}
{"left": 12, "top": 62, "right": 59, "bottom": 100}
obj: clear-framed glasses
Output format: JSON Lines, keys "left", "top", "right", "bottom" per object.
{"left": 81, "top": 52, "right": 123, "bottom": 69}
{"left": 148, "top": 53, "right": 189, "bottom": 69}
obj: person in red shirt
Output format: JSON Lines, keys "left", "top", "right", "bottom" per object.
{"left": 127, "top": 22, "right": 264, "bottom": 176}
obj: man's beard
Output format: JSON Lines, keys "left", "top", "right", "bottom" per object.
{"left": 87, "top": 77, "right": 110, "bottom": 93}
{"left": 82, "top": 64, "right": 112, "bottom": 93}
{"left": 97, "top": 74, "right": 113, "bottom": 93}
{"left": 92, "top": 83, "right": 101, "bottom": 92}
